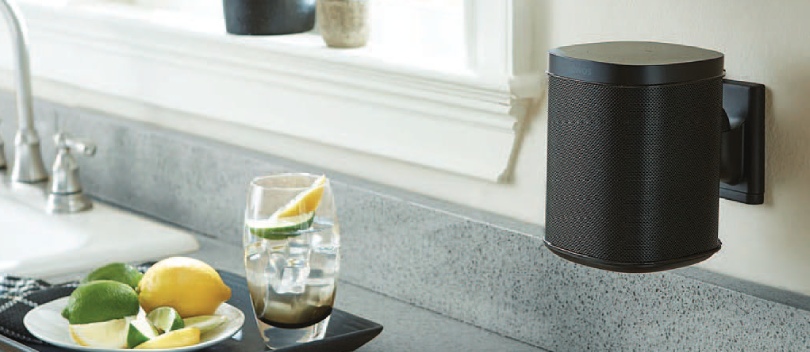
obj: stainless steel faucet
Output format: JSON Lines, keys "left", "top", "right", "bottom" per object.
{"left": 0, "top": 0, "right": 47, "bottom": 184}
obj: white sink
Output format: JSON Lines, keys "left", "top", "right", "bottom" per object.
{"left": 0, "top": 181, "right": 199, "bottom": 280}
{"left": 0, "top": 197, "right": 87, "bottom": 271}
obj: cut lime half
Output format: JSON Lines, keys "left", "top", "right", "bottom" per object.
{"left": 247, "top": 213, "right": 315, "bottom": 240}
{"left": 147, "top": 307, "right": 184, "bottom": 334}
{"left": 127, "top": 318, "right": 158, "bottom": 348}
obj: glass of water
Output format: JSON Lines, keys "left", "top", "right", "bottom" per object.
{"left": 243, "top": 173, "right": 340, "bottom": 349}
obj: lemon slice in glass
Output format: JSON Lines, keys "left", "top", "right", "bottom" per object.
{"left": 275, "top": 175, "right": 327, "bottom": 218}
{"left": 248, "top": 175, "right": 327, "bottom": 240}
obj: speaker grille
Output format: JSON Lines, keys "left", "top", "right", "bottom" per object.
{"left": 545, "top": 76, "right": 723, "bottom": 264}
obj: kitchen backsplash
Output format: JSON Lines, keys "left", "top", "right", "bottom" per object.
{"left": 2, "top": 93, "right": 810, "bottom": 351}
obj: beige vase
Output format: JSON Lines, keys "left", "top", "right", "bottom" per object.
{"left": 317, "top": 0, "right": 370, "bottom": 48}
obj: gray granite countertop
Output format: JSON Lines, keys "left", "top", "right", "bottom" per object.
{"left": 191, "top": 235, "right": 547, "bottom": 352}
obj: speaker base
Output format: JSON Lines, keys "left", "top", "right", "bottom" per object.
{"left": 544, "top": 241, "right": 721, "bottom": 273}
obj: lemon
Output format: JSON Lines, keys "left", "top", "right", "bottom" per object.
{"left": 182, "top": 315, "right": 227, "bottom": 335}
{"left": 127, "top": 318, "right": 158, "bottom": 348}
{"left": 147, "top": 307, "right": 184, "bottom": 333}
{"left": 63, "top": 280, "right": 140, "bottom": 325}
{"left": 247, "top": 175, "right": 327, "bottom": 240}
{"left": 81, "top": 262, "right": 143, "bottom": 289}
{"left": 138, "top": 257, "right": 232, "bottom": 318}
{"left": 275, "top": 175, "right": 327, "bottom": 218}
{"left": 69, "top": 317, "right": 131, "bottom": 348}
{"left": 133, "top": 327, "right": 200, "bottom": 349}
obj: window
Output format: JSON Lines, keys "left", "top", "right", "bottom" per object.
{"left": 105, "top": 0, "right": 503, "bottom": 76}
{"left": 365, "top": 0, "right": 467, "bottom": 71}
{"left": 6, "top": 0, "right": 541, "bottom": 182}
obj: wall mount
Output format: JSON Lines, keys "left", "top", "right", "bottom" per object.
{"left": 719, "top": 79, "right": 766, "bottom": 204}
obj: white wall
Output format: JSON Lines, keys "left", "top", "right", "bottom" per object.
{"left": 509, "top": 0, "right": 810, "bottom": 294}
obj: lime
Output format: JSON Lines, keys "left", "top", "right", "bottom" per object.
{"left": 182, "top": 315, "right": 227, "bottom": 335}
{"left": 246, "top": 213, "right": 315, "bottom": 240}
{"left": 69, "top": 317, "right": 130, "bottom": 348}
{"left": 64, "top": 280, "right": 140, "bottom": 325}
{"left": 134, "top": 327, "right": 201, "bottom": 349}
{"left": 127, "top": 318, "right": 159, "bottom": 348}
{"left": 147, "top": 307, "right": 185, "bottom": 333}
{"left": 81, "top": 262, "right": 143, "bottom": 289}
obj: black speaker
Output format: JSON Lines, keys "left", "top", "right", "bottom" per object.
{"left": 545, "top": 41, "right": 726, "bottom": 273}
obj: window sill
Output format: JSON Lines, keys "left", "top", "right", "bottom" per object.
{"left": 2, "top": 0, "right": 543, "bottom": 182}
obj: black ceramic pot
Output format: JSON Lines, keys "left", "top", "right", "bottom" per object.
{"left": 223, "top": 0, "right": 317, "bottom": 35}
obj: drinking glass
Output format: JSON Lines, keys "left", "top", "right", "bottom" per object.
{"left": 243, "top": 173, "right": 340, "bottom": 349}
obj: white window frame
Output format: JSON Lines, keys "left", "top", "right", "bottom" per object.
{"left": 0, "top": 0, "right": 543, "bottom": 182}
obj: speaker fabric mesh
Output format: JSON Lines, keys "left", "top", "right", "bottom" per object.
{"left": 545, "top": 75, "right": 723, "bottom": 266}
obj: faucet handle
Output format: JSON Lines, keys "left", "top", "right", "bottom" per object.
{"left": 46, "top": 132, "right": 96, "bottom": 213}
{"left": 0, "top": 120, "right": 5, "bottom": 170}
{"left": 54, "top": 132, "right": 96, "bottom": 157}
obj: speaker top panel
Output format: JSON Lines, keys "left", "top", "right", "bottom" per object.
{"left": 549, "top": 41, "right": 724, "bottom": 86}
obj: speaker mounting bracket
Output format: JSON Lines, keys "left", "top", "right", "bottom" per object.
{"left": 719, "top": 79, "right": 765, "bottom": 204}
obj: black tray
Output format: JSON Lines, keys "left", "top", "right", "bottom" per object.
{"left": 24, "top": 271, "right": 383, "bottom": 352}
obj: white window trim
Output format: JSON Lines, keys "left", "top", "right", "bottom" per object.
{"left": 0, "top": 0, "right": 544, "bottom": 182}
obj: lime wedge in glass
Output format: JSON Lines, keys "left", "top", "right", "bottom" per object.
{"left": 247, "top": 213, "right": 315, "bottom": 240}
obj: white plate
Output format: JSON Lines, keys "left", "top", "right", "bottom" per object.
{"left": 24, "top": 297, "right": 245, "bottom": 351}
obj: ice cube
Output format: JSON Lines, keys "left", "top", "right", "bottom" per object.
{"left": 267, "top": 253, "right": 288, "bottom": 293}
{"left": 277, "top": 259, "right": 310, "bottom": 294}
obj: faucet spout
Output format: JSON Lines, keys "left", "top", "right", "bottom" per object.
{"left": 0, "top": 0, "right": 47, "bottom": 183}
